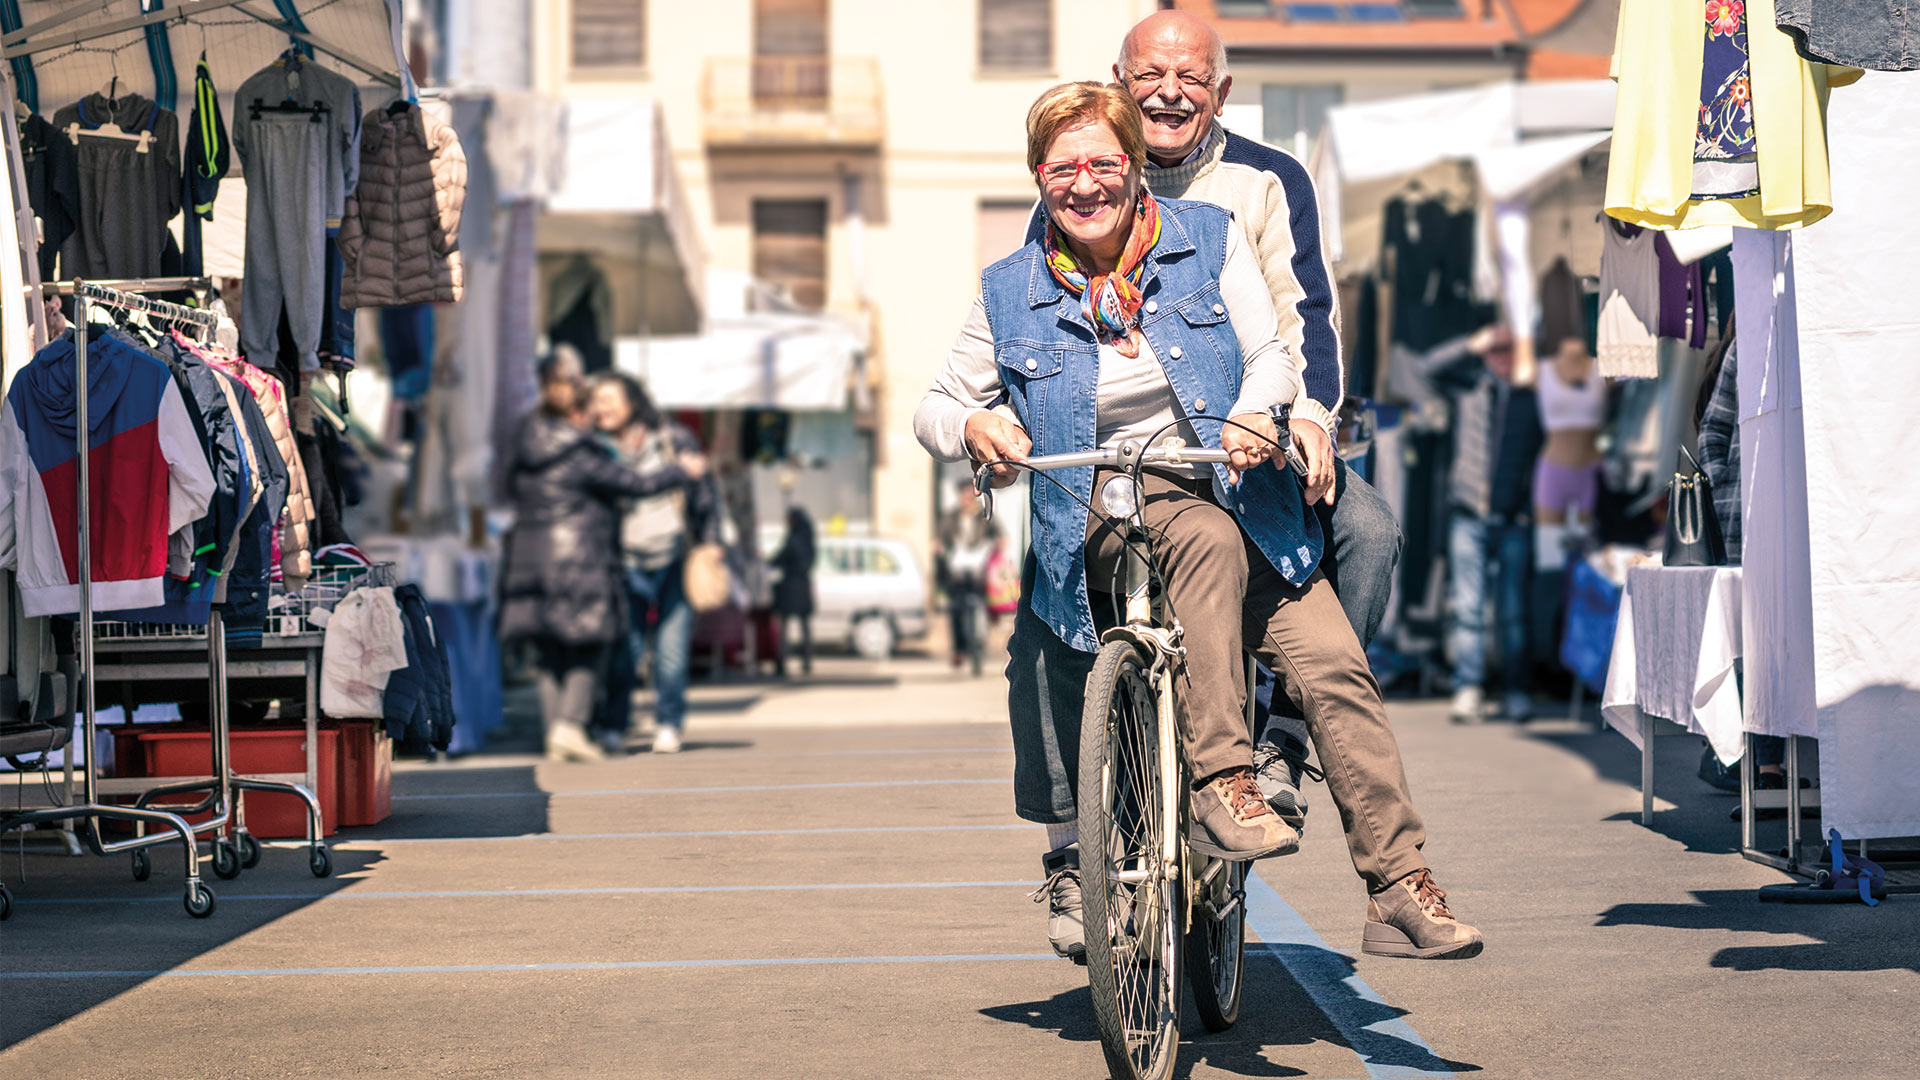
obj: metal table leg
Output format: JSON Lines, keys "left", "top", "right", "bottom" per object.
{"left": 1640, "top": 708, "right": 1656, "bottom": 826}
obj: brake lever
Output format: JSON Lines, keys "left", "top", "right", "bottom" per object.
{"left": 973, "top": 464, "right": 996, "bottom": 523}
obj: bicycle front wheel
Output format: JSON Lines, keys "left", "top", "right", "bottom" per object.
{"left": 1078, "top": 640, "right": 1181, "bottom": 1080}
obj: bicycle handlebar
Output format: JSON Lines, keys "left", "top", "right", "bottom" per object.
{"left": 1006, "top": 443, "right": 1234, "bottom": 473}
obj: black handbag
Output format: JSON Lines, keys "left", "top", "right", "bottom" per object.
{"left": 1664, "top": 445, "right": 1726, "bottom": 567}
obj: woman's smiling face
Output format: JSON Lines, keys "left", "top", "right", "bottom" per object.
{"left": 1040, "top": 120, "right": 1140, "bottom": 268}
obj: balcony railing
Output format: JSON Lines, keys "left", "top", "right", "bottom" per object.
{"left": 704, "top": 56, "right": 885, "bottom": 148}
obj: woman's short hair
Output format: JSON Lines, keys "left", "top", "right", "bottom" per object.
{"left": 1024, "top": 81, "right": 1148, "bottom": 189}
{"left": 593, "top": 370, "right": 664, "bottom": 430}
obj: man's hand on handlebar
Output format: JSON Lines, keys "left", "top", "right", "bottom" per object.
{"left": 964, "top": 411, "right": 1032, "bottom": 488}
{"left": 1290, "top": 418, "right": 1337, "bottom": 506}
{"left": 1222, "top": 412, "right": 1278, "bottom": 485}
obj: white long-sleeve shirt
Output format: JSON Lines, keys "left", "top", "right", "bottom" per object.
{"left": 915, "top": 226, "right": 1320, "bottom": 472}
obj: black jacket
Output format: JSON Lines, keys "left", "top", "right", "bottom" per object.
{"left": 498, "top": 413, "right": 688, "bottom": 646}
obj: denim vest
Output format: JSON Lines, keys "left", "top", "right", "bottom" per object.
{"left": 981, "top": 197, "right": 1322, "bottom": 652}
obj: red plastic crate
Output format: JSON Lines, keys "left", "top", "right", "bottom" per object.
{"left": 140, "top": 727, "right": 339, "bottom": 838}
{"left": 329, "top": 720, "right": 391, "bottom": 827}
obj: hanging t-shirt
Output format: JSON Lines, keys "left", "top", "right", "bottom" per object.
{"left": 49, "top": 93, "right": 182, "bottom": 279}
{"left": 1598, "top": 220, "right": 1661, "bottom": 379}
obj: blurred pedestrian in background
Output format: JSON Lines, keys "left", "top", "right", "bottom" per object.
{"left": 936, "top": 478, "right": 994, "bottom": 673}
{"left": 1426, "top": 326, "right": 1545, "bottom": 724}
{"left": 498, "top": 348, "right": 701, "bottom": 762}
{"left": 772, "top": 505, "right": 817, "bottom": 677}
{"left": 587, "top": 372, "right": 716, "bottom": 756}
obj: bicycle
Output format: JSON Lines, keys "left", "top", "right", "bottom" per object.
{"left": 976, "top": 428, "right": 1302, "bottom": 1080}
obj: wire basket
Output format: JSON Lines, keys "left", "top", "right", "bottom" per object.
{"left": 93, "top": 562, "right": 399, "bottom": 643}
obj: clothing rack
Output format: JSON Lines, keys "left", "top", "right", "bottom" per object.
{"left": 0, "top": 280, "right": 224, "bottom": 917}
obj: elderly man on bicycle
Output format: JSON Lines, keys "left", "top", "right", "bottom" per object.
{"left": 914, "top": 81, "right": 1482, "bottom": 964}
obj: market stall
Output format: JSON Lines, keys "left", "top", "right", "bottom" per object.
{"left": 1596, "top": 1, "right": 1920, "bottom": 882}
{"left": 0, "top": 0, "right": 467, "bottom": 918}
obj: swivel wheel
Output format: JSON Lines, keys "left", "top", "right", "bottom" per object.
{"left": 309, "top": 845, "right": 332, "bottom": 879}
{"left": 131, "top": 848, "right": 151, "bottom": 882}
{"left": 237, "top": 832, "right": 263, "bottom": 869}
{"left": 184, "top": 882, "right": 216, "bottom": 919}
{"left": 0, "top": 881, "right": 13, "bottom": 921}
{"left": 212, "top": 840, "right": 242, "bottom": 880}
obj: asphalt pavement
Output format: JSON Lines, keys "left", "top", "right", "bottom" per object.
{"left": 1, "top": 652, "right": 1916, "bottom": 1079}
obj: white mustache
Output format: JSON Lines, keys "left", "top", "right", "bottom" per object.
{"left": 1143, "top": 94, "right": 1196, "bottom": 116}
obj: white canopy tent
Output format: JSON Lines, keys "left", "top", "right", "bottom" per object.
{"left": 1312, "top": 79, "right": 1616, "bottom": 265}
{"left": 1310, "top": 79, "right": 1616, "bottom": 367}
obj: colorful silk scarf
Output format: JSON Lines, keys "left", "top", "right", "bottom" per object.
{"left": 1044, "top": 192, "right": 1162, "bottom": 358}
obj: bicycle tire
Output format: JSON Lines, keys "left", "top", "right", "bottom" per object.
{"left": 1079, "top": 640, "right": 1181, "bottom": 1080}
{"left": 1184, "top": 856, "right": 1246, "bottom": 1032}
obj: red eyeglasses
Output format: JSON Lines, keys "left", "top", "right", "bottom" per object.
{"left": 1037, "top": 154, "right": 1130, "bottom": 186}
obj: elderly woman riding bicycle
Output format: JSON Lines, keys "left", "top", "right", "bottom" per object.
{"left": 914, "top": 81, "right": 1481, "bottom": 962}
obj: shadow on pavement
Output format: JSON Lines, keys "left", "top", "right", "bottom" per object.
{"left": 0, "top": 843, "right": 383, "bottom": 1049}
{"left": 979, "top": 946, "right": 1479, "bottom": 1078}
{"left": 1524, "top": 722, "right": 1751, "bottom": 856}
{"left": 1594, "top": 889, "right": 1920, "bottom": 973}
{"left": 0, "top": 762, "right": 545, "bottom": 1047}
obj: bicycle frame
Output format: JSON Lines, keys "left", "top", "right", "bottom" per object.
{"left": 977, "top": 439, "right": 1234, "bottom": 895}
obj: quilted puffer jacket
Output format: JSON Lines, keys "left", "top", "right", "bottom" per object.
{"left": 208, "top": 355, "right": 313, "bottom": 588}
{"left": 339, "top": 103, "right": 467, "bottom": 307}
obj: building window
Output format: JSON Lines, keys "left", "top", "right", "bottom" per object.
{"left": 1216, "top": 0, "right": 1272, "bottom": 14}
{"left": 1403, "top": 0, "right": 1465, "bottom": 14}
{"left": 753, "top": 199, "right": 830, "bottom": 310}
{"left": 979, "top": 0, "right": 1052, "bottom": 73}
{"left": 1261, "top": 84, "right": 1342, "bottom": 159}
{"left": 755, "top": 0, "right": 830, "bottom": 106}
{"left": 571, "top": 0, "right": 646, "bottom": 70}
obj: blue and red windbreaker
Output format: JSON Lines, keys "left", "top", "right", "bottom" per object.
{"left": 0, "top": 334, "right": 214, "bottom": 617}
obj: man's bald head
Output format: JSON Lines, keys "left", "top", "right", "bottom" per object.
{"left": 1114, "top": 11, "right": 1232, "bottom": 166}
{"left": 1117, "top": 10, "right": 1228, "bottom": 79}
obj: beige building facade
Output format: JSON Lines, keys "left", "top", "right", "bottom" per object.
{"left": 533, "top": 0, "right": 1158, "bottom": 563}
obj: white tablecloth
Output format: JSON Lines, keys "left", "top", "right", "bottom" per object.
{"left": 1602, "top": 565, "right": 1746, "bottom": 764}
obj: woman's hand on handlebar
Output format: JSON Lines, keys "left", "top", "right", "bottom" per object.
{"left": 964, "top": 411, "right": 1032, "bottom": 488}
{"left": 1222, "top": 412, "right": 1277, "bottom": 484}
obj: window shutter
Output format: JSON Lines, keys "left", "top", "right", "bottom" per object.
{"left": 979, "top": 0, "right": 1052, "bottom": 72}
{"left": 573, "top": 0, "right": 646, "bottom": 69}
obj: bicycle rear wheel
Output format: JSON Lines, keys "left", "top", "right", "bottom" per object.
{"left": 1079, "top": 640, "right": 1181, "bottom": 1080}
{"left": 1184, "top": 855, "right": 1247, "bottom": 1031}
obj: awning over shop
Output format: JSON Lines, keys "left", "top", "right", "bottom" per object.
{"left": 615, "top": 312, "right": 866, "bottom": 413}
{"left": 540, "top": 95, "right": 704, "bottom": 332}
{"left": 0, "top": 0, "right": 410, "bottom": 112}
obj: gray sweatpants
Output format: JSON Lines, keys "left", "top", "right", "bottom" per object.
{"left": 242, "top": 116, "right": 328, "bottom": 373}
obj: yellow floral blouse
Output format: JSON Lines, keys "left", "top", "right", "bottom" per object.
{"left": 1606, "top": 0, "right": 1862, "bottom": 231}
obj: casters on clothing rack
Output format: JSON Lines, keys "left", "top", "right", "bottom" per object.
{"left": 237, "top": 832, "right": 262, "bottom": 869}
{"left": 309, "top": 844, "right": 332, "bottom": 879}
{"left": 131, "top": 848, "right": 152, "bottom": 881}
{"left": 183, "top": 881, "right": 216, "bottom": 919}
{"left": 0, "top": 881, "right": 13, "bottom": 921}
{"left": 212, "top": 839, "right": 242, "bottom": 880}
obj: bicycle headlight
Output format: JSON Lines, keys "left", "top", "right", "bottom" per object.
{"left": 1100, "top": 475, "right": 1139, "bottom": 519}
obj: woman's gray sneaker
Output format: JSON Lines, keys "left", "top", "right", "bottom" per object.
{"left": 1253, "top": 735, "right": 1319, "bottom": 833}
{"left": 1030, "top": 844, "right": 1085, "bottom": 963}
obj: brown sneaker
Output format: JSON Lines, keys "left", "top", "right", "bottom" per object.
{"left": 1362, "top": 868, "right": 1484, "bottom": 959}
{"left": 1187, "top": 768, "right": 1300, "bottom": 861}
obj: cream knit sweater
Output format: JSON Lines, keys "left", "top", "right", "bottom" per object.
{"left": 1146, "top": 123, "right": 1344, "bottom": 440}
